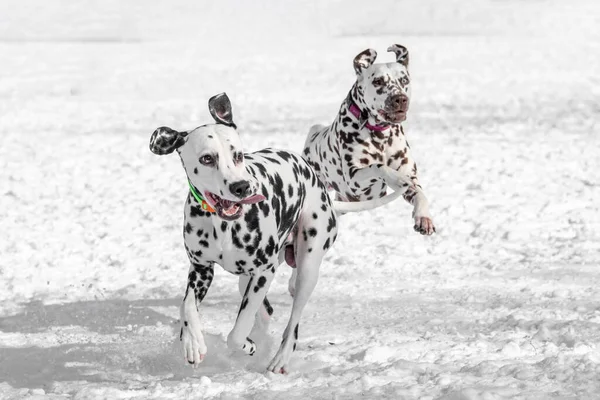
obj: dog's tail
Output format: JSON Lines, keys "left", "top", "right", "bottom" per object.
{"left": 332, "top": 189, "right": 404, "bottom": 215}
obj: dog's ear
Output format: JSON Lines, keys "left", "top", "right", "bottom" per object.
{"left": 149, "top": 126, "right": 188, "bottom": 155}
{"left": 353, "top": 49, "right": 378, "bottom": 74}
{"left": 387, "top": 44, "right": 409, "bottom": 67}
{"left": 208, "top": 92, "right": 237, "bottom": 129}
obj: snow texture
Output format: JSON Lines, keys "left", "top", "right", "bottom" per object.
{"left": 1, "top": 0, "right": 599, "bottom": 399}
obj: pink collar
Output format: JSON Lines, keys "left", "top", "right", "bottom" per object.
{"left": 348, "top": 103, "right": 390, "bottom": 132}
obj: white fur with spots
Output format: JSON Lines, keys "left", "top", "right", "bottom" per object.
{"left": 303, "top": 45, "right": 436, "bottom": 235}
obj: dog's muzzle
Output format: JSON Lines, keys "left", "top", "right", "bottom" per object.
{"left": 382, "top": 94, "right": 409, "bottom": 123}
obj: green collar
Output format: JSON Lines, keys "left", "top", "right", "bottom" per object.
{"left": 188, "top": 180, "right": 215, "bottom": 212}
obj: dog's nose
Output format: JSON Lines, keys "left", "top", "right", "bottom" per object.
{"left": 389, "top": 94, "right": 409, "bottom": 109}
{"left": 229, "top": 180, "right": 251, "bottom": 199}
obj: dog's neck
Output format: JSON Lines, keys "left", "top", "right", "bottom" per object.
{"left": 344, "top": 85, "right": 393, "bottom": 133}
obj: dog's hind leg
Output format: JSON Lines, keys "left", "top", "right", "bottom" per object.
{"left": 268, "top": 212, "right": 337, "bottom": 373}
{"left": 288, "top": 269, "right": 297, "bottom": 297}
{"left": 284, "top": 243, "right": 298, "bottom": 297}
{"left": 227, "top": 266, "right": 276, "bottom": 356}
{"left": 180, "top": 261, "right": 214, "bottom": 367}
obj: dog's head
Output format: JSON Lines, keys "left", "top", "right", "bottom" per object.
{"left": 352, "top": 44, "right": 411, "bottom": 125}
{"left": 149, "top": 93, "right": 265, "bottom": 221}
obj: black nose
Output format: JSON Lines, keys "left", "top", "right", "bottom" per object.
{"left": 389, "top": 94, "right": 409, "bottom": 109}
{"left": 229, "top": 180, "right": 250, "bottom": 199}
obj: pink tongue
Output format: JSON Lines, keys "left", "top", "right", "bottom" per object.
{"left": 239, "top": 194, "right": 266, "bottom": 204}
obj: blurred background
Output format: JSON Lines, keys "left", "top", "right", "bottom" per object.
{"left": 0, "top": 0, "right": 599, "bottom": 398}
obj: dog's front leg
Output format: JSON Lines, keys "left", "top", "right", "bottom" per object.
{"left": 227, "top": 269, "right": 275, "bottom": 355}
{"left": 180, "top": 261, "right": 214, "bottom": 367}
{"left": 352, "top": 164, "right": 435, "bottom": 235}
{"left": 402, "top": 181, "right": 435, "bottom": 235}
{"left": 390, "top": 158, "right": 436, "bottom": 235}
{"left": 237, "top": 275, "right": 273, "bottom": 331}
{"left": 350, "top": 164, "right": 413, "bottom": 192}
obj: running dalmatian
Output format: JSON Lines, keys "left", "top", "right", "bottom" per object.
{"left": 149, "top": 93, "right": 404, "bottom": 373}
{"left": 303, "top": 44, "right": 436, "bottom": 235}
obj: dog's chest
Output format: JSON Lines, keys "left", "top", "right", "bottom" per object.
{"left": 309, "top": 124, "right": 408, "bottom": 199}
{"left": 182, "top": 198, "right": 282, "bottom": 275}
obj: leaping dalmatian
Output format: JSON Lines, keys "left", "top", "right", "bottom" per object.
{"left": 303, "top": 44, "right": 436, "bottom": 235}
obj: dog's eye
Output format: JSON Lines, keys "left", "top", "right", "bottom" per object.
{"left": 401, "top": 77, "right": 409, "bottom": 85}
{"left": 234, "top": 152, "right": 244, "bottom": 164}
{"left": 199, "top": 154, "right": 215, "bottom": 165}
{"left": 372, "top": 77, "right": 384, "bottom": 86}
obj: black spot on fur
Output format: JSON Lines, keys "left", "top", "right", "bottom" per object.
{"left": 263, "top": 297, "right": 274, "bottom": 316}
{"left": 265, "top": 236, "right": 276, "bottom": 257}
{"left": 232, "top": 229, "right": 244, "bottom": 249}
{"left": 190, "top": 205, "right": 208, "bottom": 218}
{"left": 276, "top": 151, "right": 292, "bottom": 162}
{"left": 235, "top": 260, "right": 246, "bottom": 269}
{"left": 244, "top": 205, "right": 260, "bottom": 232}
{"left": 327, "top": 216, "right": 336, "bottom": 232}
{"left": 254, "top": 248, "right": 268, "bottom": 267}
{"left": 240, "top": 297, "right": 248, "bottom": 312}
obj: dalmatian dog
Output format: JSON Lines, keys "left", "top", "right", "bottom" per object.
{"left": 303, "top": 44, "right": 436, "bottom": 235}
{"left": 149, "top": 93, "right": 403, "bottom": 373}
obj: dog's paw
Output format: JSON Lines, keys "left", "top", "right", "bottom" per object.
{"left": 267, "top": 339, "right": 295, "bottom": 374}
{"left": 227, "top": 332, "right": 257, "bottom": 356}
{"left": 242, "top": 338, "right": 256, "bottom": 356}
{"left": 180, "top": 323, "right": 207, "bottom": 367}
{"left": 414, "top": 216, "right": 436, "bottom": 236}
{"left": 267, "top": 348, "right": 292, "bottom": 374}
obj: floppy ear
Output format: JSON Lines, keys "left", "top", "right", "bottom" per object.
{"left": 149, "top": 126, "right": 188, "bottom": 155}
{"left": 353, "top": 48, "right": 378, "bottom": 74}
{"left": 208, "top": 92, "right": 237, "bottom": 129}
{"left": 387, "top": 44, "right": 409, "bottom": 67}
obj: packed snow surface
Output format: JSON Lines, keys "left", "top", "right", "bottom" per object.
{"left": 1, "top": 0, "right": 599, "bottom": 398}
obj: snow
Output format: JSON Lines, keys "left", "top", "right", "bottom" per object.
{"left": 1, "top": 0, "right": 599, "bottom": 398}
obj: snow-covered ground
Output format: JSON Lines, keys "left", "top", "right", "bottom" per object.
{"left": 1, "top": 0, "right": 599, "bottom": 398}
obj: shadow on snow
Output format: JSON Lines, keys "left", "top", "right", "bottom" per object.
{"left": 0, "top": 298, "right": 276, "bottom": 390}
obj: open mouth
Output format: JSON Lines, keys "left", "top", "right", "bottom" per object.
{"left": 380, "top": 109, "right": 408, "bottom": 123}
{"left": 204, "top": 191, "right": 266, "bottom": 221}
{"left": 205, "top": 192, "right": 243, "bottom": 220}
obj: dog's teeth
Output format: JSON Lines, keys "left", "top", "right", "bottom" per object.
{"left": 222, "top": 204, "right": 240, "bottom": 216}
